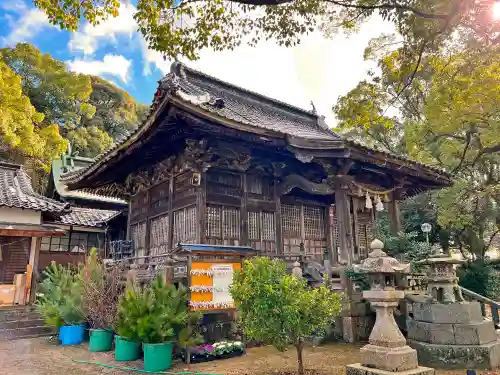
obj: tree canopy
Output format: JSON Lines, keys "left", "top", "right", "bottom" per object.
{"left": 334, "top": 36, "right": 500, "bottom": 260}
{"left": 33, "top": 0, "right": 500, "bottom": 60}
{"left": 0, "top": 43, "right": 148, "bottom": 164}
{"left": 0, "top": 59, "right": 66, "bottom": 171}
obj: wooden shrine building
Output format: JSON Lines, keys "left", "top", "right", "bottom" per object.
{"left": 62, "top": 62, "right": 452, "bottom": 267}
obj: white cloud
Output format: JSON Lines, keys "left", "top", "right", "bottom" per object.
{"left": 1, "top": 1, "right": 56, "bottom": 46}
{"left": 67, "top": 55, "right": 132, "bottom": 83}
{"left": 181, "top": 16, "right": 395, "bottom": 125}
{"left": 68, "top": 3, "right": 137, "bottom": 55}
{"left": 140, "top": 37, "right": 172, "bottom": 76}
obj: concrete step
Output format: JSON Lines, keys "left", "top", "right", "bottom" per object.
{"left": 0, "top": 325, "right": 55, "bottom": 341}
{"left": 0, "top": 318, "right": 45, "bottom": 329}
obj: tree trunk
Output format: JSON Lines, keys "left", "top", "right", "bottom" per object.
{"left": 295, "top": 342, "right": 304, "bottom": 375}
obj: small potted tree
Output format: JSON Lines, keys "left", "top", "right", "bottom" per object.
{"left": 37, "top": 262, "right": 86, "bottom": 345}
{"left": 114, "top": 282, "right": 143, "bottom": 361}
{"left": 81, "top": 250, "right": 123, "bottom": 352}
{"left": 116, "top": 275, "right": 199, "bottom": 371}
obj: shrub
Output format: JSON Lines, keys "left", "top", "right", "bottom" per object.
{"left": 80, "top": 249, "right": 123, "bottom": 329}
{"left": 36, "top": 262, "right": 85, "bottom": 328}
{"left": 231, "top": 257, "right": 343, "bottom": 375}
{"left": 115, "top": 275, "right": 201, "bottom": 344}
{"left": 458, "top": 259, "right": 500, "bottom": 300}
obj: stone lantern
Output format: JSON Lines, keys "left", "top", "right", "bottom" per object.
{"left": 416, "top": 248, "right": 465, "bottom": 304}
{"left": 407, "top": 247, "right": 500, "bottom": 370}
{"left": 346, "top": 239, "right": 434, "bottom": 375}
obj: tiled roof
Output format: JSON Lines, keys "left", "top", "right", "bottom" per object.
{"left": 0, "top": 162, "right": 69, "bottom": 214}
{"left": 167, "top": 62, "right": 341, "bottom": 141}
{"left": 52, "top": 158, "right": 127, "bottom": 205}
{"left": 62, "top": 61, "right": 452, "bottom": 187}
{"left": 57, "top": 207, "right": 120, "bottom": 228}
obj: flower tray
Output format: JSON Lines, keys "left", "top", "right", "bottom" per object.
{"left": 182, "top": 349, "right": 245, "bottom": 364}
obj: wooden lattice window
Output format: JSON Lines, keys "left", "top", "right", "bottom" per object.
{"left": 150, "top": 181, "right": 169, "bottom": 213}
{"left": 281, "top": 204, "right": 301, "bottom": 237}
{"left": 247, "top": 174, "right": 273, "bottom": 200}
{"left": 248, "top": 211, "right": 276, "bottom": 252}
{"left": 130, "top": 191, "right": 148, "bottom": 222}
{"left": 304, "top": 206, "right": 325, "bottom": 239}
{"left": 206, "top": 205, "right": 221, "bottom": 238}
{"left": 223, "top": 207, "right": 240, "bottom": 239}
{"left": 205, "top": 205, "right": 241, "bottom": 245}
{"left": 149, "top": 214, "right": 169, "bottom": 255}
{"left": 130, "top": 222, "right": 146, "bottom": 258}
{"left": 357, "top": 211, "right": 374, "bottom": 261}
{"left": 281, "top": 203, "right": 326, "bottom": 257}
{"left": 173, "top": 206, "right": 197, "bottom": 245}
{"left": 207, "top": 171, "right": 242, "bottom": 196}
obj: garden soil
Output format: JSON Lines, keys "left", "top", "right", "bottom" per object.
{"left": 0, "top": 337, "right": 496, "bottom": 375}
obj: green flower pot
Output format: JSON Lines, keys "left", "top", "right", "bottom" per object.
{"left": 114, "top": 335, "right": 141, "bottom": 361}
{"left": 89, "top": 329, "right": 114, "bottom": 352}
{"left": 143, "top": 342, "right": 174, "bottom": 372}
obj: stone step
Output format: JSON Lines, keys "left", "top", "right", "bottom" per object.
{"left": 0, "top": 326, "right": 55, "bottom": 341}
{"left": 0, "top": 318, "right": 45, "bottom": 329}
{"left": 0, "top": 306, "right": 39, "bottom": 322}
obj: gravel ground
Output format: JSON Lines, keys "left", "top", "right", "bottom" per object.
{"left": 0, "top": 337, "right": 495, "bottom": 375}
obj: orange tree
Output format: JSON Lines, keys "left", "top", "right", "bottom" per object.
{"left": 231, "top": 257, "right": 343, "bottom": 375}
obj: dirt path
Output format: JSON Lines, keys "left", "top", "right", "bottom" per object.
{"left": 0, "top": 337, "right": 494, "bottom": 375}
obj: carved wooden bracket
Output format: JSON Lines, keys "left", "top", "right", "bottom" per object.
{"left": 277, "top": 174, "right": 334, "bottom": 196}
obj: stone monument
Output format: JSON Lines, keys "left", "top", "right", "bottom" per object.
{"left": 346, "top": 239, "right": 434, "bottom": 375}
{"left": 407, "top": 248, "right": 500, "bottom": 369}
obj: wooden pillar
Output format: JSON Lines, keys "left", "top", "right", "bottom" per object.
{"left": 274, "top": 178, "right": 283, "bottom": 254}
{"left": 335, "top": 187, "right": 353, "bottom": 266}
{"left": 196, "top": 171, "right": 207, "bottom": 244}
{"left": 351, "top": 197, "right": 360, "bottom": 263}
{"left": 167, "top": 175, "right": 174, "bottom": 250}
{"left": 388, "top": 193, "right": 402, "bottom": 235}
{"left": 325, "top": 205, "right": 334, "bottom": 264}
{"left": 241, "top": 173, "right": 249, "bottom": 246}
{"left": 26, "top": 237, "right": 39, "bottom": 304}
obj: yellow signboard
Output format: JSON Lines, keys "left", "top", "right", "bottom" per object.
{"left": 189, "top": 261, "right": 241, "bottom": 311}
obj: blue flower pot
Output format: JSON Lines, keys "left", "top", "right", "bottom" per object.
{"left": 59, "top": 324, "right": 85, "bottom": 346}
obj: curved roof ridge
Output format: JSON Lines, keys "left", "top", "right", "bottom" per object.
{"left": 172, "top": 61, "right": 322, "bottom": 124}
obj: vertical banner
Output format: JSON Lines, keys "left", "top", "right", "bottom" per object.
{"left": 212, "top": 264, "right": 234, "bottom": 303}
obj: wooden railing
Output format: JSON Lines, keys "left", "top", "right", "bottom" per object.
{"left": 461, "top": 287, "right": 500, "bottom": 328}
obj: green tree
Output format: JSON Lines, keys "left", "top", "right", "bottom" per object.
{"left": 0, "top": 59, "right": 66, "bottom": 171}
{"left": 231, "top": 257, "right": 343, "bottom": 375}
{"left": 33, "top": 0, "right": 500, "bottom": 60}
{"left": 1, "top": 43, "right": 95, "bottom": 128}
{"left": 334, "top": 39, "right": 500, "bottom": 261}
{"left": 85, "top": 76, "right": 149, "bottom": 139}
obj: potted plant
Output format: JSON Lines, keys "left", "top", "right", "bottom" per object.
{"left": 81, "top": 250, "right": 123, "bottom": 352}
{"left": 116, "top": 275, "right": 199, "bottom": 371}
{"left": 114, "top": 282, "right": 144, "bottom": 361}
{"left": 37, "top": 262, "right": 86, "bottom": 345}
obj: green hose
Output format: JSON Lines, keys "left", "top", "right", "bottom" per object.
{"left": 72, "top": 359, "right": 223, "bottom": 375}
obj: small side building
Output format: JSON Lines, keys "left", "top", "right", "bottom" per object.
{"left": 0, "top": 162, "right": 68, "bottom": 305}
{"left": 40, "top": 150, "right": 129, "bottom": 269}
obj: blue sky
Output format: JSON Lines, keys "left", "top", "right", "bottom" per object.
{"left": 0, "top": 1, "right": 394, "bottom": 121}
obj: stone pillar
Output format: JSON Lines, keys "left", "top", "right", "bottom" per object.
{"left": 407, "top": 249, "right": 500, "bottom": 370}
{"left": 346, "top": 239, "right": 434, "bottom": 375}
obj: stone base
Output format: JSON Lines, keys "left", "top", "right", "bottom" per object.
{"left": 408, "top": 339, "right": 500, "bottom": 369}
{"left": 412, "top": 302, "right": 483, "bottom": 324}
{"left": 360, "top": 344, "right": 418, "bottom": 372}
{"left": 346, "top": 363, "right": 435, "bottom": 375}
{"left": 407, "top": 318, "right": 498, "bottom": 345}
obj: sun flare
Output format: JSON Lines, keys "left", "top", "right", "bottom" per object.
{"left": 493, "top": 2, "right": 500, "bottom": 20}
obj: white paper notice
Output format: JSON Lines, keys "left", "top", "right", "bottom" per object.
{"left": 211, "top": 264, "right": 234, "bottom": 303}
